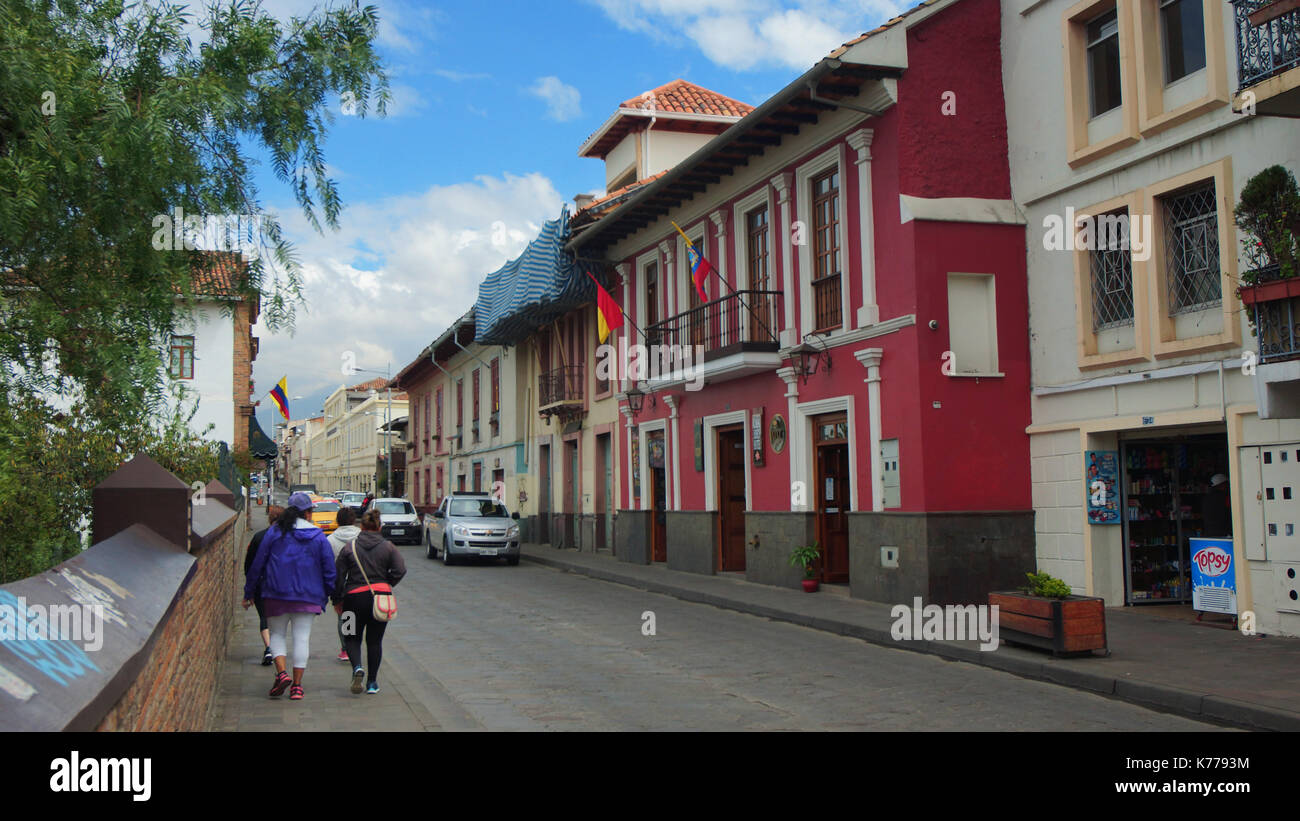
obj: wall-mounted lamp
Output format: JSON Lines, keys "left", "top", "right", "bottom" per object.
{"left": 788, "top": 334, "right": 831, "bottom": 385}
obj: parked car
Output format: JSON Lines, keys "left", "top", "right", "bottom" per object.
{"left": 425, "top": 492, "right": 520, "bottom": 566}
{"left": 367, "top": 498, "right": 422, "bottom": 545}
{"left": 307, "top": 498, "right": 341, "bottom": 534}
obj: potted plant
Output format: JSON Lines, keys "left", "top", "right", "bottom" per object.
{"left": 988, "top": 572, "right": 1108, "bottom": 656}
{"left": 1235, "top": 165, "right": 1300, "bottom": 309}
{"left": 789, "top": 542, "right": 821, "bottom": 592}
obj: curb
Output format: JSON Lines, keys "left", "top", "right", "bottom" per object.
{"left": 522, "top": 551, "right": 1299, "bottom": 732}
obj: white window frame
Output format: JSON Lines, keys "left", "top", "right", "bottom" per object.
{"left": 702, "top": 410, "right": 751, "bottom": 512}
{"left": 946, "top": 272, "right": 1003, "bottom": 378}
{"left": 733, "top": 185, "right": 776, "bottom": 343}
{"left": 637, "top": 418, "right": 670, "bottom": 512}
{"left": 676, "top": 220, "right": 710, "bottom": 321}
{"left": 794, "top": 143, "right": 851, "bottom": 342}
{"left": 791, "top": 394, "right": 858, "bottom": 513}
{"left": 635, "top": 249, "right": 660, "bottom": 334}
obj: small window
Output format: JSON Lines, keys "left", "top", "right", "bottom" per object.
{"left": 169, "top": 335, "right": 195, "bottom": 380}
{"left": 1086, "top": 8, "right": 1123, "bottom": 116}
{"left": 1160, "top": 0, "right": 1205, "bottom": 84}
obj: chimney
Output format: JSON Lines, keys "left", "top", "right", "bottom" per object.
{"left": 574, "top": 193, "right": 596, "bottom": 210}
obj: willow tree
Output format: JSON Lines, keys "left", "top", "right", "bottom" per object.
{"left": 0, "top": 0, "right": 388, "bottom": 579}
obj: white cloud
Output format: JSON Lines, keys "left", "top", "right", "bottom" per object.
{"left": 383, "top": 84, "right": 428, "bottom": 118}
{"left": 435, "top": 69, "right": 492, "bottom": 82}
{"left": 528, "top": 76, "right": 583, "bottom": 122}
{"left": 586, "top": 0, "right": 912, "bottom": 70}
{"left": 251, "top": 173, "right": 565, "bottom": 402}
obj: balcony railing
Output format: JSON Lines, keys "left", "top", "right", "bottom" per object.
{"left": 539, "top": 364, "right": 584, "bottom": 410}
{"left": 646, "top": 290, "right": 783, "bottom": 360}
{"left": 1247, "top": 265, "right": 1300, "bottom": 362}
{"left": 1234, "top": 0, "right": 1300, "bottom": 90}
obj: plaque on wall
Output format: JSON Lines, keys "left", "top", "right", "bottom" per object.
{"left": 769, "top": 414, "right": 787, "bottom": 454}
{"left": 694, "top": 419, "right": 704, "bottom": 472}
{"left": 752, "top": 408, "right": 764, "bottom": 466}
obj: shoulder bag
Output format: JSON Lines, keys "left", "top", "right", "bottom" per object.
{"left": 350, "top": 540, "right": 397, "bottom": 622}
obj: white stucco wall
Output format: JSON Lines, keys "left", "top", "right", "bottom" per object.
{"left": 164, "top": 301, "right": 236, "bottom": 444}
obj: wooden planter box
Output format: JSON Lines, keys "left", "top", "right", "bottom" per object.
{"left": 989, "top": 592, "right": 1108, "bottom": 657}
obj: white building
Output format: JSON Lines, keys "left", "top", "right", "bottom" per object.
{"left": 1003, "top": 0, "right": 1300, "bottom": 634}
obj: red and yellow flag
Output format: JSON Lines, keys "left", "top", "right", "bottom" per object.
{"left": 587, "top": 271, "right": 625, "bottom": 344}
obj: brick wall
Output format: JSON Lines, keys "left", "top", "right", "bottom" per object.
{"left": 232, "top": 297, "right": 257, "bottom": 453}
{"left": 95, "top": 513, "right": 246, "bottom": 731}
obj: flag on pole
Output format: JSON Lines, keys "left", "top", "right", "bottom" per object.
{"left": 671, "top": 221, "right": 711, "bottom": 304}
{"left": 587, "top": 271, "right": 625, "bottom": 344}
{"left": 269, "top": 377, "right": 290, "bottom": 422}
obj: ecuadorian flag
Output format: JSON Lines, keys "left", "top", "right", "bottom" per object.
{"left": 269, "top": 377, "right": 290, "bottom": 421}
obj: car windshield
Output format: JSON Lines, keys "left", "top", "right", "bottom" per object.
{"left": 449, "top": 499, "right": 508, "bottom": 518}
{"left": 313, "top": 502, "right": 340, "bottom": 512}
{"left": 376, "top": 501, "right": 415, "bottom": 515}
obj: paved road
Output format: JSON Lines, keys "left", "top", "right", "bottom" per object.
{"left": 222, "top": 544, "right": 1218, "bottom": 732}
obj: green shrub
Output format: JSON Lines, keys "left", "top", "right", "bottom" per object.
{"left": 1023, "top": 571, "right": 1073, "bottom": 599}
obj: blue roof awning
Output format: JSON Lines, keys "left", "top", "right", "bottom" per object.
{"left": 474, "top": 209, "right": 593, "bottom": 346}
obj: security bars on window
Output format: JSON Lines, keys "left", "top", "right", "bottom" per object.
{"left": 1163, "top": 182, "right": 1221, "bottom": 315}
{"left": 1090, "top": 213, "right": 1134, "bottom": 330}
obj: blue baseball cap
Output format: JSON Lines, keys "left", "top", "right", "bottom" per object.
{"left": 287, "top": 491, "right": 315, "bottom": 510}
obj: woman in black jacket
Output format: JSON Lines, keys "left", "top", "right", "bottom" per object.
{"left": 332, "top": 509, "right": 407, "bottom": 695}
{"left": 244, "top": 505, "right": 284, "bottom": 665}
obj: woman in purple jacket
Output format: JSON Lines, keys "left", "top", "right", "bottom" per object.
{"left": 243, "top": 492, "right": 337, "bottom": 700}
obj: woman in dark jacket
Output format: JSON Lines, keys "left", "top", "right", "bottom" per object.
{"left": 244, "top": 505, "right": 285, "bottom": 665}
{"left": 333, "top": 508, "right": 407, "bottom": 695}
{"left": 244, "top": 492, "right": 337, "bottom": 701}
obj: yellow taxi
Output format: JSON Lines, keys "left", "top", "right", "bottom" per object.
{"left": 307, "top": 495, "right": 341, "bottom": 534}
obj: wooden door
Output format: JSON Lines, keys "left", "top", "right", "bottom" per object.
{"left": 717, "top": 425, "right": 747, "bottom": 571}
{"left": 649, "top": 431, "right": 667, "bottom": 562}
{"left": 814, "top": 413, "right": 850, "bottom": 583}
{"left": 595, "top": 433, "right": 612, "bottom": 551}
{"left": 538, "top": 444, "right": 551, "bottom": 545}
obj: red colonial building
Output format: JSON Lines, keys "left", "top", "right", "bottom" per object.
{"left": 568, "top": 0, "right": 1034, "bottom": 604}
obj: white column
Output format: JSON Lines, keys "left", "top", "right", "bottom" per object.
{"left": 622, "top": 406, "right": 636, "bottom": 509}
{"left": 663, "top": 394, "right": 681, "bottom": 510}
{"left": 709, "top": 209, "right": 729, "bottom": 344}
{"left": 770, "top": 173, "right": 795, "bottom": 348}
{"left": 854, "top": 347, "right": 884, "bottom": 512}
{"left": 616, "top": 263, "right": 631, "bottom": 393}
{"left": 846, "top": 129, "right": 878, "bottom": 328}
{"left": 776, "top": 366, "right": 801, "bottom": 511}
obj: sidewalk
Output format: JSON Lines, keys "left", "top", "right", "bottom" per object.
{"left": 212, "top": 601, "right": 444, "bottom": 732}
{"left": 521, "top": 543, "right": 1300, "bottom": 731}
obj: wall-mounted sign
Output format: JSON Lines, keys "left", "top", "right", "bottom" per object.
{"left": 1085, "top": 450, "right": 1120, "bottom": 524}
{"left": 630, "top": 432, "right": 641, "bottom": 507}
{"left": 694, "top": 420, "right": 704, "bottom": 472}
{"left": 769, "top": 414, "right": 787, "bottom": 455}
{"left": 752, "top": 408, "right": 764, "bottom": 466}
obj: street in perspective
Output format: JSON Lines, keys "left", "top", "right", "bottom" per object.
{"left": 0, "top": 0, "right": 1296, "bottom": 798}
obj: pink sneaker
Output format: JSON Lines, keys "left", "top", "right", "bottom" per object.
{"left": 337, "top": 649, "right": 349, "bottom": 663}
{"left": 269, "top": 671, "right": 291, "bottom": 698}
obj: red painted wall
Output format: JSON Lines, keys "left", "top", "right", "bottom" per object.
{"left": 896, "top": 0, "right": 1011, "bottom": 200}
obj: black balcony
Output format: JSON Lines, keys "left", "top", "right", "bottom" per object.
{"left": 646, "top": 290, "right": 783, "bottom": 362}
{"left": 539, "top": 364, "right": 584, "bottom": 414}
{"left": 1234, "top": 0, "right": 1300, "bottom": 93}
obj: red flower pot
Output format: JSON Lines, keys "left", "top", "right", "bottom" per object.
{"left": 801, "top": 578, "right": 819, "bottom": 593}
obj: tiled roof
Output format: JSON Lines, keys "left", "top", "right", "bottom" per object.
{"left": 829, "top": 0, "right": 942, "bottom": 57}
{"left": 190, "top": 251, "right": 253, "bottom": 298}
{"left": 577, "top": 171, "right": 669, "bottom": 215}
{"left": 348, "top": 377, "right": 390, "bottom": 393}
{"left": 620, "top": 80, "right": 754, "bottom": 118}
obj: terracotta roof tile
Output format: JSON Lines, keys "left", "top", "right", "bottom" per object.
{"left": 620, "top": 79, "right": 754, "bottom": 118}
{"left": 348, "top": 377, "right": 391, "bottom": 393}
{"left": 190, "top": 251, "right": 253, "bottom": 298}
{"left": 828, "top": 0, "right": 941, "bottom": 57}
{"left": 578, "top": 171, "right": 669, "bottom": 214}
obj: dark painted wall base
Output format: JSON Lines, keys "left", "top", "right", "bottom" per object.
{"left": 744, "top": 511, "right": 817, "bottom": 590}
{"left": 665, "top": 511, "right": 716, "bottom": 575}
{"left": 849, "top": 510, "right": 1036, "bottom": 606}
{"left": 615, "top": 509, "right": 651, "bottom": 564}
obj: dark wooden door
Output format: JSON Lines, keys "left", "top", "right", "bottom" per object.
{"left": 814, "top": 413, "right": 850, "bottom": 583}
{"left": 595, "top": 433, "right": 612, "bottom": 551}
{"left": 649, "top": 431, "right": 667, "bottom": 562}
{"left": 717, "top": 425, "right": 747, "bottom": 571}
{"left": 538, "top": 444, "right": 551, "bottom": 545}
{"left": 566, "top": 440, "right": 579, "bottom": 549}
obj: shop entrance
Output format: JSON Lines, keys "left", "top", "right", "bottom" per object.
{"left": 1119, "top": 433, "right": 1229, "bottom": 605}
{"left": 716, "top": 425, "right": 747, "bottom": 572}
{"left": 648, "top": 430, "right": 667, "bottom": 563}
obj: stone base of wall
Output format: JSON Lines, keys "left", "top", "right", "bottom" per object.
{"left": 615, "top": 509, "right": 651, "bottom": 564}
{"left": 744, "top": 511, "right": 817, "bottom": 590}
{"left": 849, "top": 510, "right": 1036, "bottom": 606}
{"left": 665, "top": 511, "right": 716, "bottom": 575}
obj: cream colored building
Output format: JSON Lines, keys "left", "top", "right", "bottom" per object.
{"left": 1003, "top": 0, "right": 1300, "bottom": 634}
{"left": 309, "top": 378, "right": 408, "bottom": 494}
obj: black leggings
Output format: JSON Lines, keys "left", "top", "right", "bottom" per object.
{"left": 342, "top": 591, "right": 389, "bottom": 683}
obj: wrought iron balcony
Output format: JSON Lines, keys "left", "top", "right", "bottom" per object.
{"left": 1234, "top": 0, "right": 1300, "bottom": 90}
{"left": 538, "top": 364, "right": 584, "bottom": 413}
{"left": 1242, "top": 264, "right": 1300, "bottom": 362}
{"left": 645, "top": 289, "right": 783, "bottom": 361}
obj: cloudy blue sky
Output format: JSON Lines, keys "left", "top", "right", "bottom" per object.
{"left": 251, "top": 0, "right": 909, "bottom": 435}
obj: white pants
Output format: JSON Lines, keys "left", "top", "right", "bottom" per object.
{"left": 267, "top": 613, "right": 314, "bottom": 670}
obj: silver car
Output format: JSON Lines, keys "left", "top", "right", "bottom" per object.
{"left": 367, "top": 498, "right": 422, "bottom": 545}
{"left": 425, "top": 492, "right": 521, "bottom": 566}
